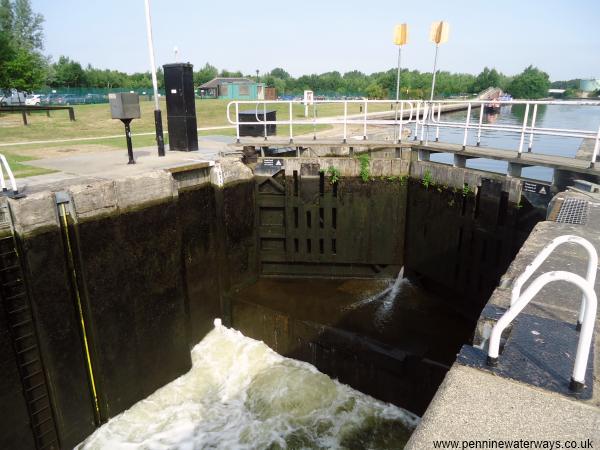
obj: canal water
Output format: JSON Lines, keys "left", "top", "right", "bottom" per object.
{"left": 419, "top": 104, "right": 600, "bottom": 181}
{"left": 77, "top": 319, "right": 419, "bottom": 449}
{"left": 233, "top": 275, "right": 471, "bottom": 368}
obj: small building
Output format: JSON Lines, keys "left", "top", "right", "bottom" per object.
{"left": 198, "top": 77, "right": 265, "bottom": 100}
{"left": 579, "top": 79, "right": 600, "bottom": 92}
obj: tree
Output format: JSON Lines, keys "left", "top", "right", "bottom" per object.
{"left": 0, "top": 0, "right": 47, "bottom": 92}
{"left": 471, "top": 67, "right": 503, "bottom": 93}
{"left": 263, "top": 75, "right": 286, "bottom": 94}
{"left": 219, "top": 69, "right": 242, "bottom": 78}
{"left": 0, "top": 28, "right": 15, "bottom": 89}
{"left": 506, "top": 66, "right": 550, "bottom": 99}
{"left": 0, "top": 0, "right": 13, "bottom": 35}
{"left": 49, "top": 56, "right": 86, "bottom": 87}
{"left": 366, "top": 82, "right": 386, "bottom": 99}
{"left": 5, "top": 44, "right": 46, "bottom": 90}
{"left": 193, "top": 63, "right": 218, "bottom": 86}
{"left": 270, "top": 67, "right": 290, "bottom": 80}
{"left": 12, "top": 0, "right": 43, "bottom": 50}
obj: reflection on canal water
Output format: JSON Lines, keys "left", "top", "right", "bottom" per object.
{"left": 77, "top": 320, "right": 419, "bottom": 450}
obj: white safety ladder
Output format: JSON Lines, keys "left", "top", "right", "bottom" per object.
{"left": 487, "top": 235, "right": 598, "bottom": 392}
{"left": 0, "top": 154, "right": 18, "bottom": 194}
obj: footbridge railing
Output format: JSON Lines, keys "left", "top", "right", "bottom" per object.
{"left": 487, "top": 235, "right": 598, "bottom": 392}
{"left": 226, "top": 99, "right": 600, "bottom": 168}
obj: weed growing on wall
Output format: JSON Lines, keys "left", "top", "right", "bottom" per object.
{"left": 326, "top": 166, "right": 341, "bottom": 184}
{"left": 422, "top": 170, "right": 433, "bottom": 189}
{"left": 358, "top": 154, "right": 370, "bottom": 182}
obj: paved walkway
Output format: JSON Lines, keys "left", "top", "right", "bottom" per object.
{"left": 16, "top": 136, "right": 232, "bottom": 193}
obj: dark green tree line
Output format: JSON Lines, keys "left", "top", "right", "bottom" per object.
{"left": 0, "top": 0, "right": 46, "bottom": 92}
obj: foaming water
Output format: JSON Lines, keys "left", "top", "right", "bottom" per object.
{"left": 77, "top": 319, "right": 419, "bottom": 449}
{"left": 344, "top": 267, "right": 409, "bottom": 317}
{"left": 374, "top": 268, "right": 410, "bottom": 328}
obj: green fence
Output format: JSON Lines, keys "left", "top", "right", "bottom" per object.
{"left": 34, "top": 87, "right": 166, "bottom": 105}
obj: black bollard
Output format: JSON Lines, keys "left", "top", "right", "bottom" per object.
{"left": 154, "top": 109, "right": 165, "bottom": 156}
{"left": 121, "top": 119, "right": 135, "bottom": 164}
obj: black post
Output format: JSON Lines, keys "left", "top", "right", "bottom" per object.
{"left": 121, "top": 119, "right": 135, "bottom": 164}
{"left": 154, "top": 109, "right": 165, "bottom": 156}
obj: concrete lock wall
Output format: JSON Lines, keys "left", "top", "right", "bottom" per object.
{"left": 0, "top": 159, "right": 256, "bottom": 449}
{"left": 404, "top": 161, "right": 543, "bottom": 317}
{"left": 0, "top": 153, "right": 546, "bottom": 448}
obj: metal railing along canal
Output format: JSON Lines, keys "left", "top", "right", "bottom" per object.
{"left": 227, "top": 99, "right": 600, "bottom": 168}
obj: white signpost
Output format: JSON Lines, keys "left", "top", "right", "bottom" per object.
{"left": 304, "top": 90, "right": 314, "bottom": 117}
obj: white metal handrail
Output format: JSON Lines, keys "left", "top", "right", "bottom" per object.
{"left": 487, "top": 270, "right": 597, "bottom": 391}
{"left": 226, "top": 99, "right": 600, "bottom": 167}
{"left": 0, "top": 154, "right": 17, "bottom": 194}
{"left": 510, "top": 235, "right": 598, "bottom": 328}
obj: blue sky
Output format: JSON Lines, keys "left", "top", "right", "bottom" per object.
{"left": 32, "top": 0, "right": 599, "bottom": 80}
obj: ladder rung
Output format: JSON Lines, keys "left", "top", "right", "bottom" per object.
{"left": 21, "top": 357, "right": 39, "bottom": 367}
{"left": 39, "top": 440, "right": 60, "bottom": 450}
{"left": 0, "top": 250, "right": 16, "bottom": 258}
{"left": 29, "top": 391, "right": 48, "bottom": 404}
{"left": 0, "top": 264, "right": 20, "bottom": 272}
{"left": 23, "top": 370, "right": 42, "bottom": 380}
{"left": 17, "top": 344, "right": 37, "bottom": 355}
{"left": 25, "top": 381, "right": 44, "bottom": 393}
{"left": 35, "top": 426, "right": 56, "bottom": 440}
{"left": 15, "top": 332, "right": 34, "bottom": 342}
{"left": 40, "top": 438, "right": 58, "bottom": 450}
{"left": 34, "top": 415, "right": 52, "bottom": 428}
{"left": 12, "top": 318, "right": 32, "bottom": 328}
{"left": 8, "top": 304, "right": 29, "bottom": 315}
{"left": 30, "top": 404, "right": 49, "bottom": 416}
{"left": 3, "top": 279, "right": 21, "bottom": 288}
{"left": 6, "top": 292, "right": 26, "bottom": 301}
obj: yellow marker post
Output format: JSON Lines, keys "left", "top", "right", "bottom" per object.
{"left": 429, "top": 20, "right": 450, "bottom": 45}
{"left": 393, "top": 23, "right": 409, "bottom": 142}
{"left": 428, "top": 21, "right": 450, "bottom": 101}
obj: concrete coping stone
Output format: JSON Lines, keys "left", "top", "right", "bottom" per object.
{"left": 10, "top": 159, "right": 257, "bottom": 230}
{"left": 410, "top": 160, "right": 523, "bottom": 201}
{"left": 211, "top": 156, "right": 253, "bottom": 187}
{"left": 8, "top": 191, "right": 59, "bottom": 237}
{"left": 70, "top": 180, "right": 118, "bottom": 221}
{"left": 255, "top": 157, "right": 410, "bottom": 178}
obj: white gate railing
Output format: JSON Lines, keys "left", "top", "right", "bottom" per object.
{"left": 226, "top": 99, "right": 600, "bottom": 168}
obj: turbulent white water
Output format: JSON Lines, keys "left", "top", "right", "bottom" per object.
{"left": 374, "top": 269, "right": 409, "bottom": 328}
{"left": 77, "top": 319, "right": 419, "bottom": 450}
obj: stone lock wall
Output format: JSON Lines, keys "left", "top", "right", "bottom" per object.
{"left": 0, "top": 159, "right": 257, "bottom": 449}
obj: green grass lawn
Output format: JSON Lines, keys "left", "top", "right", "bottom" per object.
{"left": 0, "top": 98, "right": 394, "bottom": 176}
{"left": 3, "top": 154, "right": 55, "bottom": 178}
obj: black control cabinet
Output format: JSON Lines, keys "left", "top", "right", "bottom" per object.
{"left": 239, "top": 109, "right": 277, "bottom": 137}
{"left": 163, "top": 63, "right": 198, "bottom": 151}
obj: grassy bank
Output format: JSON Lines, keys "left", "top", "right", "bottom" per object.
{"left": 0, "top": 98, "right": 392, "bottom": 176}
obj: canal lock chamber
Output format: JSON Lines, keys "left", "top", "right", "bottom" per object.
{"left": 0, "top": 154, "right": 547, "bottom": 449}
